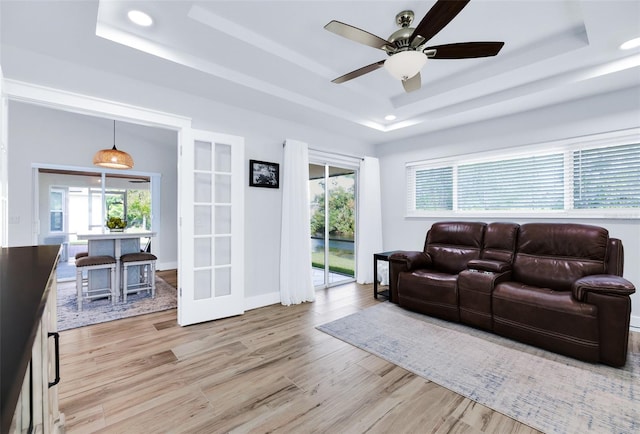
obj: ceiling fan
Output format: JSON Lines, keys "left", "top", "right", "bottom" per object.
{"left": 324, "top": 0, "right": 504, "bottom": 93}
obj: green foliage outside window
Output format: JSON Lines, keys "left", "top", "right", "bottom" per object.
{"left": 105, "top": 189, "right": 151, "bottom": 230}
{"left": 310, "top": 180, "right": 355, "bottom": 240}
{"left": 127, "top": 190, "right": 151, "bottom": 230}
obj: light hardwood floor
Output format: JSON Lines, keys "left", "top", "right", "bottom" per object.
{"left": 58, "top": 272, "right": 540, "bottom": 433}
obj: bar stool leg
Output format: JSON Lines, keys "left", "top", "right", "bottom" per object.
{"left": 151, "top": 262, "right": 156, "bottom": 298}
{"left": 111, "top": 264, "right": 117, "bottom": 305}
{"left": 123, "top": 263, "right": 129, "bottom": 303}
{"left": 76, "top": 267, "right": 83, "bottom": 311}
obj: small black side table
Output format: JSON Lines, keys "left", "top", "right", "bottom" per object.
{"left": 374, "top": 251, "right": 400, "bottom": 302}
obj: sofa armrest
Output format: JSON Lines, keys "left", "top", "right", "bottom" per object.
{"left": 389, "top": 251, "right": 432, "bottom": 271}
{"left": 573, "top": 275, "right": 635, "bottom": 366}
{"left": 389, "top": 251, "right": 431, "bottom": 304}
{"left": 467, "top": 259, "right": 511, "bottom": 273}
{"left": 572, "top": 275, "right": 636, "bottom": 301}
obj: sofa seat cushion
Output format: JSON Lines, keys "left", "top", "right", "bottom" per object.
{"left": 397, "top": 270, "right": 459, "bottom": 321}
{"left": 493, "top": 282, "right": 600, "bottom": 362}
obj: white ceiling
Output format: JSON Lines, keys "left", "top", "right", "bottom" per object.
{"left": 1, "top": 1, "right": 639, "bottom": 145}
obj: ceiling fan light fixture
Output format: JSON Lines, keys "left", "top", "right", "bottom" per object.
{"left": 384, "top": 51, "right": 427, "bottom": 81}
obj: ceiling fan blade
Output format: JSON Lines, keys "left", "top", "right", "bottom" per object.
{"left": 324, "top": 20, "right": 392, "bottom": 50}
{"left": 409, "top": 0, "right": 471, "bottom": 46}
{"left": 426, "top": 42, "right": 505, "bottom": 58}
{"left": 332, "top": 60, "right": 386, "bottom": 84}
{"left": 402, "top": 72, "right": 422, "bottom": 93}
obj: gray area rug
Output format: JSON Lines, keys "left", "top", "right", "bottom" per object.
{"left": 317, "top": 302, "right": 639, "bottom": 434}
{"left": 57, "top": 276, "right": 176, "bottom": 331}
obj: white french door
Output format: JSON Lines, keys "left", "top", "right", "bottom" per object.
{"left": 178, "top": 129, "right": 244, "bottom": 326}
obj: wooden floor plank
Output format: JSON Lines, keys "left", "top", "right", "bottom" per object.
{"left": 58, "top": 272, "right": 543, "bottom": 433}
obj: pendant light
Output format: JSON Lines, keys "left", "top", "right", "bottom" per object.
{"left": 93, "top": 120, "right": 134, "bottom": 169}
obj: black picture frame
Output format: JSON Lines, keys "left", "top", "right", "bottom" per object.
{"left": 249, "top": 159, "right": 279, "bottom": 188}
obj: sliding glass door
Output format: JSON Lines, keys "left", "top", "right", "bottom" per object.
{"left": 309, "top": 163, "right": 357, "bottom": 288}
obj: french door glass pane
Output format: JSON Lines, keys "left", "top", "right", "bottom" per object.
{"left": 215, "top": 236, "right": 231, "bottom": 265}
{"left": 194, "top": 173, "right": 212, "bottom": 203}
{"left": 194, "top": 140, "right": 212, "bottom": 171}
{"left": 215, "top": 174, "right": 231, "bottom": 203}
{"left": 194, "top": 205, "right": 212, "bottom": 236}
{"left": 194, "top": 269, "right": 212, "bottom": 300}
{"left": 215, "top": 144, "right": 232, "bottom": 172}
{"left": 215, "top": 206, "right": 231, "bottom": 234}
{"left": 194, "top": 237, "right": 212, "bottom": 268}
{"left": 215, "top": 267, "right": 231, "bottom": 296}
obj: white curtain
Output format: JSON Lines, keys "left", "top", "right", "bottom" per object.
{"left": 280, "top": 139, "right": 315, "bottom": 305}
{"left": 356, "top": 156, "right": 383, "bottom": 284}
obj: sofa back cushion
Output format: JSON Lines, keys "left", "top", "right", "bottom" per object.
{"left": 482, "top": 222, "right": 520, "bottom": 262}
{"left": 513, "top": 223, "right": 609, "bottom": 291}
{"left": 424, "top": 222, "right": 485, "bottom": 274}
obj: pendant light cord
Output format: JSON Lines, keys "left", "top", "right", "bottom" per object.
{"left": 112, "top": 120, "right": 117, "bottom": 150}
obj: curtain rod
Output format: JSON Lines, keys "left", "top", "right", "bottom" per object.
{"left": 282, "top": 142, "right": 364, "bottom": 161}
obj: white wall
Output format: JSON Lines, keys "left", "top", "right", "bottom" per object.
{"left": 377, "top": 86, "right": 640, "bottom": 327}
{"left": 7, "top": 101, "right": 178, "bottom": 269}
{"left": 2, "top": 48, "right": 374, "bottom": 304}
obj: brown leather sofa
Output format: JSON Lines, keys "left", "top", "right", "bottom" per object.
{"left": 389, "top": 222, "right": 636, "bottom": 367}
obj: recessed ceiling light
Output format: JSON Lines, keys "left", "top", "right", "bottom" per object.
{"left": 384, "top": 114, "right": 397, "bottom": 121}
{"left": 620, "top": 37, "right": 640, "bottom": 50}
{"left": 128, "top": 10, "right": 153, "bottom": 27}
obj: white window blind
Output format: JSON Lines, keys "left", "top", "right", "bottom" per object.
{"left": 408, "top": 166, "right": 453, "bottom": 211}
{"left": 573, "top": 143, "right": 640, "bottom": 209}
{"left": 406, "top": 131, "right": 640, "bottom": 217}
{"left": 458, "top": 154, "right": 564, "bottom": 210}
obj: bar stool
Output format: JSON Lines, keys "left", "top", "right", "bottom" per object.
{"left": 75, "top": 255, "right": 117, "bottom": 310}
{"left": 121, "top": 252, "right": 157, "bottom": 302}
{"left": 75, "top": 251, "right": 88, "bottom": 260}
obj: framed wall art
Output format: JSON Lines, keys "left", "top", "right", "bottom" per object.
{"left": 249, "top": 159, "right": 279, "bottom": 188}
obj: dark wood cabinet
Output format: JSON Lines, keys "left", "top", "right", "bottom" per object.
{"left": 1, "top": 245, "right": 65, "bottom": 434}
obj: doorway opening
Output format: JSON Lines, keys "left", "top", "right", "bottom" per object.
{"left": 309, "top": 163, "right": 357, "bottom": 288}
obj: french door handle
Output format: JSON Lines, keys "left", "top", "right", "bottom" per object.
{"left": 48, "top": 332, "right": 61, "bottom": 388}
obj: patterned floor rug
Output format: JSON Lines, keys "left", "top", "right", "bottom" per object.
{"left": 57, "top": 276, "right": 177, "bottom": 331}
{"left": 317, "top": 302, "right": 639, "bottom": 434}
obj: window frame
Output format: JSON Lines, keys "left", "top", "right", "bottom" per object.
{"left": 406, "top": 129, "right": 640, "bottom": 220}
{"left": 49, "top": 187, "right": 65, "bottom": 233}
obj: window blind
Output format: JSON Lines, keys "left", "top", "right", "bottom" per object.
{"left": 458, "top": 154, "right": 564, "bottom": 210}
{"left": 573, "top": 143, "right": 640, "bottom": 209}
{"left": 408, "top": 166, "right": 453, "bottom": 211}
{"left": 405, "top": 130, "right": 640, "bottom": 217}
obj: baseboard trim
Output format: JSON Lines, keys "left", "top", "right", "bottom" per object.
{"left": 245, "top": 291, "right": 280, "bottom": 311}
{"left": 157, "top": 261, "right": 177, "bottom": 271}
{"left": 630, "top": 314, "right": 640, "bottom": 331}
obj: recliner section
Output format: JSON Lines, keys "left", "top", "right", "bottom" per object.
{"left": 389, "top": 221, "right": 636, "bottom": 367}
